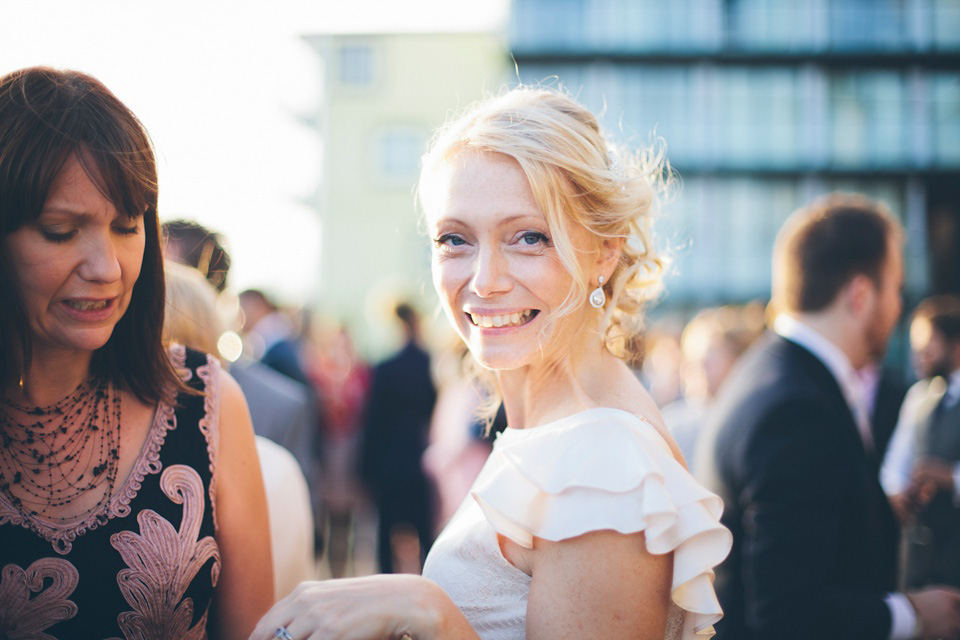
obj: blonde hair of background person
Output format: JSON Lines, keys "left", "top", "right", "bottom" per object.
{"left": 663, "top": 304, "right": 765, "bottom": 467}
{"left": 163, "top": 259, "right": 316, "bottom": 601}
{"left": 252, "top": 86, "right": 730, "bottom": 640}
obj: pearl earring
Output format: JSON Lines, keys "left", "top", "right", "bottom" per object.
{"left": 589, "top": 276, "right": 606, "bottom": 309}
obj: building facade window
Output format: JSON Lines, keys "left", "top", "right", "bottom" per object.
{"left": 339, "top": 44, "right": 375, "bottom": 88}
{"left": 373, "top": 126, "right": 427, "bottom": 185}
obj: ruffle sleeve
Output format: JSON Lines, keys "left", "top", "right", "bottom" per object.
{"left": 471, "top": 408, "right": 732, "bottom": 638}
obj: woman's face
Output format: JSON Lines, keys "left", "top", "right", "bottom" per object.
{"left": 423, "top": 151, "right": 592, "bottom": 371}
{"left": 3, "top": 153, "right": 145, "bottom": 359}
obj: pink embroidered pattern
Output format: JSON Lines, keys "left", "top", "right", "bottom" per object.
{"left": 195, "top": 355, "right": 221, "bottom": 533}
{"left": 0, "top": 557, "right": 79, "bottom": 639}
{"left": 110, "top": 464, "right": 221, "bottom": 640}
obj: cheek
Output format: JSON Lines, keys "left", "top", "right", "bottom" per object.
{"left": 122, "top": 237, "right": 147, "bottom": 287}
{"left": 432, "top": 260, "right": 464, "bottom": 305}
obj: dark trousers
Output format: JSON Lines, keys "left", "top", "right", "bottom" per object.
{"left": 375, "top": 477, "right": 433, "bottom": 574}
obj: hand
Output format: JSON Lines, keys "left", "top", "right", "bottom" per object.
{"left": 908, "top": 458, "right": 957, "bottom": 508}
{"left": 906, "top": 587, "right": 960, "bottom": 639}
{"left": 889, "top": 493, "right": 915, "bottom": 524}
{"left": 249, "top": 575, "right": 469, "bottom": 640}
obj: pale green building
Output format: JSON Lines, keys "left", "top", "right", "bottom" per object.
{"left": 302, "top": 33, "right": 508, "bottom": 356}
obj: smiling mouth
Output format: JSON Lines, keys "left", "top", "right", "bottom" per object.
{"left": 468, "top": 309, "right": 538, "bottom": 328}
{"left": 64, "top": 299, "right": 111, "bottom": 311}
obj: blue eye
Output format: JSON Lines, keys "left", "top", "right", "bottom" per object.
{"left": 436, "top": 234, "right": 467, "bottom": 248}
{"left": 520, "top": 232, "right": 549, "bottom": 246}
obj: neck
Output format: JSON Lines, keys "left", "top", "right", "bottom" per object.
{"left": 789, "top": 310, "right": 867, "bottom": 369}
{"left": 496, "top": 336, "right": 614, "bottom": 429}
{"left": 10, "top": 348, "right": 95, "bottom": 407}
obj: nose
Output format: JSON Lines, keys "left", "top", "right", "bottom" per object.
{"left": 470, "top": 244, "right": 512, "bottom": 298}
{"left": 78, "top": 230, "right": 122, "bottom": 284}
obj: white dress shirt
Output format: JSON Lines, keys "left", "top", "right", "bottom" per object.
{"left": 773, "top": 315, "right": 916, "bottom": 640}
{"left": 881, "top": 370, "right": 960, "bottom": 501}
{"left": 774, "top": 315, "right": 874, "bottom": 451}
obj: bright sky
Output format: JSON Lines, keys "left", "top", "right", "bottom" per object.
{"left": 1, "top": 0, "right": 509, "bottom": 304}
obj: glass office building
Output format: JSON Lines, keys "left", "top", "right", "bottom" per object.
{"left": 509, "top": 0, "right": 960, "bottom": 307}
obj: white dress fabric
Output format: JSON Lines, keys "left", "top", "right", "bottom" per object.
{"left": 423, "top": 407, "right": 731, "bottom": 639}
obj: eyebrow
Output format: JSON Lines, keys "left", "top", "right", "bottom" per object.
{"left": 434, "top": 212, "right": 545, "bottom": 226}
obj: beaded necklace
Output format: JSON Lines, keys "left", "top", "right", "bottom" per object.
{"left": 0, "top": 376, "right": 121, "bottom": 525}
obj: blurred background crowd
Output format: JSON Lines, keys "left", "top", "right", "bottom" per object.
{"left": 6, "top": 0, "right": 959, "bottom": 604}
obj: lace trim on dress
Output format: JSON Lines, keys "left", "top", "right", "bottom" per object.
{"left": 195, "top": 355, "right": 221, "bottom": 534}
{"left": 0, "top": 346, "right": 185, "bottom": 555}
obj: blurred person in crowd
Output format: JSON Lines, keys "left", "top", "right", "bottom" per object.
{"left": 162, "top": 218, "right": 231, "bottom": 292}
{"left": 0, "top": 67, "right": 272, "bottom": 637}
{"left": 696, "top": 193, "right": 960, "bottom": 639}
{"left": 882, "top": 294, "right": 960, "bottom": 589}
{"left": 422, "top": 338, "right": 505, "bottom": 531}
{"left": 640, "top": 321, "right": 684, "bottom": 406}
{"left": 163, "top": 220, "right": 325, "bottom": 555}
{"left": 253, "top": 87, "right": 730, "bottom": 640}
{"left": 239, "top": 289, "right": 309, "bottom": 385}
{"left": 661, "top": 304, "right": 764, "bottom": 468}
{"left": 359, "top": 302, "right": 436, "bottom": 574}
{"left": 163, "top": 260, "right": 315, "bottom": 600}
{"left": 305, "top": 318, "right": 370, "bottom": 578}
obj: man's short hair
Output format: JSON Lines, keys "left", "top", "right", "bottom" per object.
{"left": 162, "top": 219, "right": 231, "bottom": 292}
{"left": 773, "top": 193, "right": 902, "bottom": 313}
{"left": 913, "top": 295, "right": 960, "bottom": 343}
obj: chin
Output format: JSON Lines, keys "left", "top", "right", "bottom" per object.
{"left": 468, "top": 346, "right": 537, "bottom": 372}
{"left": 53, "top": 328, "right": 118, "bottom": 355}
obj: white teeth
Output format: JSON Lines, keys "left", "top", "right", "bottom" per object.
{"left": 66, "top": 300, "right": 108, "bottom": 311}
{"left": 469, "top": 309, "right": 534, "bottom": 328}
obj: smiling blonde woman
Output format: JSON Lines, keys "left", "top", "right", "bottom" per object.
{"left": 252, "top": 87, "right": 731, "bottom": 640}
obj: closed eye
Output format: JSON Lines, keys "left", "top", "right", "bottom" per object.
{"left": 113, "top": 224, "right": 140, "bottom": 236}
{"left": 41, "top": 229, "right": 76, "bottom": 244}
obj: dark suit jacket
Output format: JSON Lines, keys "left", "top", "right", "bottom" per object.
{"left": 360, "top": 341, "right": 436, "bottom": 494}
{"left": 695, "top": 333, "right": 900, "bottom": 640}
{"left": 871, "top": 368, "right": 907, "bottom": 460}
{"left": 230, "top": 357, "right": 324, "bottom": 543}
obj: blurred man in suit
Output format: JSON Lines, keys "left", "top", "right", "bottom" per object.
{"left": 696, "top": 194, "right": 960, "bottom": 639}
{"left": 882, "top": 294, "right": 960, "bottom": 589}
{"left": 360, "top": 303, "right": 436, "bottom": 574}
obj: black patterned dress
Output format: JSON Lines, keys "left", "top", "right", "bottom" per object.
{"left": 0, "top": 346, "right": 222, "bottom": 640}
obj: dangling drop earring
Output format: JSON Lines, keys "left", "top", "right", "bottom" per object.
{"left": 589, "top": 275, "right": 606, "bottom": 309}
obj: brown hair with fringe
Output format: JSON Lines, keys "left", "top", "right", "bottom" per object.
{"left": 0, "top": 66, "right": 187, "bottom": 402}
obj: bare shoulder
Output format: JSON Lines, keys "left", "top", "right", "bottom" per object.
{"left": 596, "top": 362, "right": 686, "bottom": 468}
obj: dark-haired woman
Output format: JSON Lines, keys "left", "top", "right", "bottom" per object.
{"left": 0, "top": 67, "right": 273, "bottom": 638}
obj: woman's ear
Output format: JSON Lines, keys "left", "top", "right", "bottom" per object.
{"left": 596, "top": 237, "right": 624, "bottom": 279}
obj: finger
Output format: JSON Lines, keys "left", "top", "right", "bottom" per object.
{"left": 250, "top": 608, "right": 294, "bottom": 640}
{"left": 285, "top": 616, "right": 325, "bottom": 640}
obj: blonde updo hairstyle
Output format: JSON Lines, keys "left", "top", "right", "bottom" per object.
{"left": 419, "top": 87, "right": 669, "bottom": 368}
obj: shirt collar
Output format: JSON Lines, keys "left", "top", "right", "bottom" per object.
{"left": 773, "top": 314, "right": 864, "bottom": 410}
{"left": 945, "top": 368, "right": 960, "bottom": 403}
